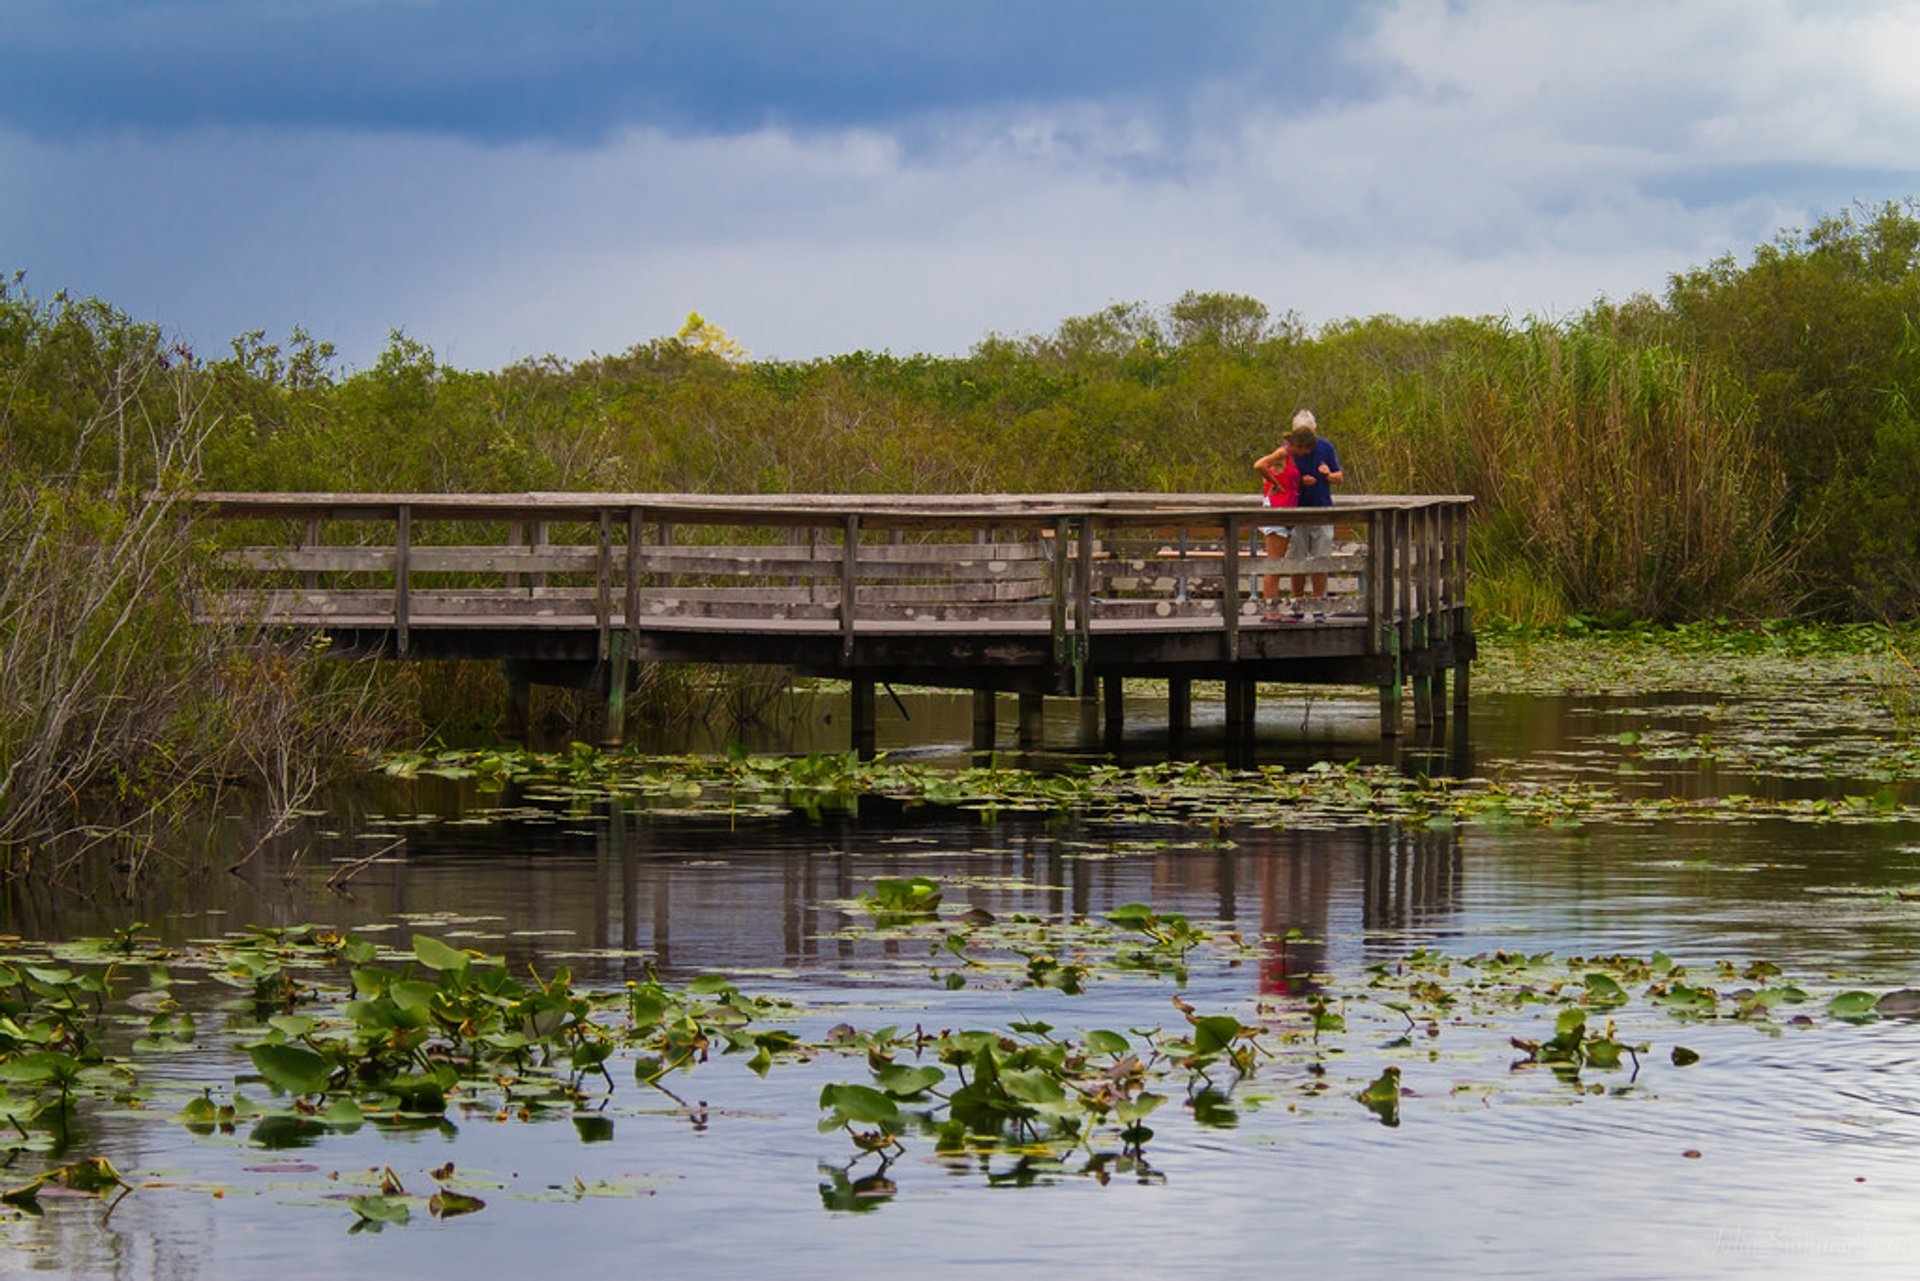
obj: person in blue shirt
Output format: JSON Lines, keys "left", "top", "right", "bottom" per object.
{"left": 1282, "top": 410, "right": 1343, "bottom": 610}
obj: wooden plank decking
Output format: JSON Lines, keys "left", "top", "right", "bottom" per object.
{"left": 190, "top": 491, "right": 1476, "bottom": 748}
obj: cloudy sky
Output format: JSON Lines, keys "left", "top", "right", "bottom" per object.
{"left": 5, "top": 0, "right": 1920, "bottom": 371}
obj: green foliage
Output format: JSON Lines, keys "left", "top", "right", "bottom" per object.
{"left": 0, "top": 279, "right": 402, "bottom": 880}
{"left": 1664, "top": 200, "right": 1920, "bottom": 614}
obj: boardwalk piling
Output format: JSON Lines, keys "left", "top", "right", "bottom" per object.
{"left": 1168, "top": 677, "right": 1191, "bottom": 751}
{"left": 851, "top": 678, "right": 877, "bottom": 757}
{"left": 1379, "top": 625, "right": 1402, "bottom": 738}
{"left": 600, "top": 631, "right": 630, "bottom": 748}
{"left": 1018, "top": 692, "right": 1045, "bottom": 749}
{"left": 971, "top": 688, "right": 996, "bottom": 752}
{"left": 1412, "top": 619, "right": 1433, "bottom": 731}
{"left": 1103, "top": 676, "right": 1125, "bottom": 752}
{"left": 504, "top": 662, "right": 530, "bottom": 740}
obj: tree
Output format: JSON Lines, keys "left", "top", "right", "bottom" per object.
{"left": 1167, "top": 290, "right": 1273, "bottom": 352}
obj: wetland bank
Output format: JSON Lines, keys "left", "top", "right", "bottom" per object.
{"left": 5, "top": 626, "right": 1920, "bottom": 1278}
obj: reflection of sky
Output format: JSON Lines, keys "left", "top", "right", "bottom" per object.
{"left": 7, "top": 2, "right": 1920, "bottom": 370}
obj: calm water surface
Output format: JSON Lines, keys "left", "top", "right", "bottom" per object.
{"left": 4, "top": 686, "right": 1919, "bottom": 1279}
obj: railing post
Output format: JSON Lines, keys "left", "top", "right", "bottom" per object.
{"left": 1428, "top": 504, "right": 1449, "bottom": 727}
{"left": 302, "top": 518, "right": 320, "bottom": 592}
{"left": 1364, "top": 508, "right": 1382, "bottom": 653}
{"left": 1453, "top": 502, "right": 1473, "bottom": 715}
{"left": 1396, "top": 508, "right": 1413, "bottom": 666}
{"left": 394, "top": 503, "right": 411, "bottom": 656}
{"left": 505, "top": 520, "right": 523, "bottom": 592}
{"left": 1412, "top": 507, "right": 1433, "bottom": 731}
{"left": 597, "top": 508, "right": 613, "bottom": 661}
{"left": 1175, "top": 527, "right": 1191, "bottom": 603}
{"left": 840, "top": 513, "right": 860, "bottom": 661}
{"left": 1050, "top": 516, "right": 1069, "bottom": 669}
{"left": 1222, "top": 512, "right": 1240, "bottom": 662}
{"left": 626, "top": 506, "right": 643, "bottom": 654}
{"left": 807, "top": 524, "right": 820, "bottom": 606}
{"left": 1074, "top": 515, "right": 1094, "bottom": 696}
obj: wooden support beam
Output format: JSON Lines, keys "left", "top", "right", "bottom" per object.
{"left": 1225, "top": 677, "right": 1256, "bottom": 743}
{"left": 601, "top": 630, "right": 630, "bottom": 748}
{"left": 971, "top": 688, "right": 996, "bottom": 752}
{"left": 1379, "top": 625, "right": 1402, "bottom": 738}
{"left": 1223, "top": 677, "right": 1257, "bottom": 768}
{"left": 1167, "top": 677, "right": 1191, "bottom": 752}
{"left": 1412, "top": 618, "right": 1433, "bottom": 730}
{"left": 1103, "top": 676, "right": 1125, "bottom": 752}
{"left": 1018, "top": 692, "right": 1045, "bottom": 749}
{"left": 851, "top": 678, "right": 877, "bottom": 758}
{"left": 503, "top": 662, "right": 530, "bottom": 740}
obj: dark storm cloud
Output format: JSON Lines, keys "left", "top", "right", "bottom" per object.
{"left": 2, "top": 0, "right": 1377, "bottom": 143}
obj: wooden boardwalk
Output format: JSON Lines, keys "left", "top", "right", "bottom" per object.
{"left": 192, "top": 491, "right": 1475, "bottom": 751}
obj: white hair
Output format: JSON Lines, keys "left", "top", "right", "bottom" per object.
{"left": 1291, "top": 409, "right": 1317, "bottom": 432}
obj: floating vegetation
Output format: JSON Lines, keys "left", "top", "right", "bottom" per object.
{"left": 371, "top": 745, "right": 1920, "bottom": 837}
{"left": 3, "top": 883, "right": 1915, "bottom": 1231}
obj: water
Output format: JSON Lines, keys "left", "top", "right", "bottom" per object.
{"left": 4, "top": 685, "right": 1919, "bottom": 1278}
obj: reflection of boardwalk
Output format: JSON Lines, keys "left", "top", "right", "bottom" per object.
{"left": 194, "top": 491, "right": 1474, "bottom": 745}
{"left": 2, "top": 798, "right": 1476, "bottom": 995}
{"left": 1249, "top": 825, "right": 1465, "bottom": 997}
{"left": 154, "top": 802, "right": 1468, "bottom": 1001}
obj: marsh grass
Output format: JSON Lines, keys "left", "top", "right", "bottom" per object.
{"left": 1873, "top": 640, "right": 1920, "bottom": 739}
{"left": 1361, "top": 322, "right": 1792, "bottom": 621}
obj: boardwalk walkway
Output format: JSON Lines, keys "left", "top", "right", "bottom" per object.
{"left": 192, "top": 491, "right": 1475, "bottom": 751}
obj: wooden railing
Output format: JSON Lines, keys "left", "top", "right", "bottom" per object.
{"left": 192, "top": 491, "right": 1473, "bottom": 667}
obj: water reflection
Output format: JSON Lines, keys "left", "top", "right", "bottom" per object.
{"left": 11, "top": 686, "right": 1920, "bottom": 1280}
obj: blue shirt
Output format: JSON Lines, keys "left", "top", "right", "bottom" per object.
{"left": 1292, "top": 439, "right": 1340, "bottom": 507}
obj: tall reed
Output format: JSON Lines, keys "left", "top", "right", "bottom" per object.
{"left": 1360, "top": 321, "right": 1790, "bottom": 620}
